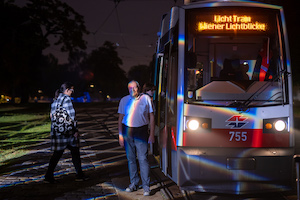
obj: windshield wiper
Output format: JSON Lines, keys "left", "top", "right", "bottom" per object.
{"left": 231, "top": 70, "right": 288, "bottom": 112}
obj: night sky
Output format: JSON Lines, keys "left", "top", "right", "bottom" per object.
{"left": 44, "top": 0, "right": 184, "bottom": 72}
{"left": 15, "top": 0, "right": 299, "bottom": 76}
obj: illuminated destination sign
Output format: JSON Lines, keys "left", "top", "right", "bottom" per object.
{"left": 197, "top": 15, "right": 267, "bottom": 32}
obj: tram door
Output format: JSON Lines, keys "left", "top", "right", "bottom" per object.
{"left": 158, "top": 42, "right": 178, "bottom": 179}
{"left": 166, "top": 47, "right": 178, "bottom": 178}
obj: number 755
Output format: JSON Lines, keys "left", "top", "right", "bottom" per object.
{"left": 229, "top": 131, "right": 247, "bottom": 141}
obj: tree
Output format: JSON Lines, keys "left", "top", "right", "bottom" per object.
{"left": 84, "top": 41, "right": 128, "bottom": 99}
{"left": 1, "top": 2, "right": 44, "bottom": 101}
{"left": 36, "top": 54, "right": 61, "bottom": 98}
{"left": 25, "top": 0, "right": 89, "bottom": 53}
{"left": 0, "top": 0, "right": 88, "bottom": 102}
{"left": 128, "top": 64, "right": 151, "bottom": 89}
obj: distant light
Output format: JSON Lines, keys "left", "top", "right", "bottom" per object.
{"left": 90, "top": 84, "right": 94, "bottom": 88}
{"left": 38, "top": 90, "right": 43, "bottom": 94}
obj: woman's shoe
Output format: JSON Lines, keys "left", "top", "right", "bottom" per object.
{"left": 75, "top": 175, "right": 89, "bottom": 181}
{"left": 44, "top": 177, "right": 57, "bottom": 184}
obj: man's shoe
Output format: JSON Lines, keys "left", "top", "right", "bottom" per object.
{"left": 125, "top": 184, "right": 138, "bottom": 192}
{"left": 75, "top": 175, "right": 89, "bottom": 181}
{"left": 143, "top": 187, "right": 151, "bottom": 196}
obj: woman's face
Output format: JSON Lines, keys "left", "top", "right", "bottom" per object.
{"left": 64, "top": 87, "right": 74, "bottom": 96}
{"left": 147, "top": 89, "right": 155, "bottom": 97}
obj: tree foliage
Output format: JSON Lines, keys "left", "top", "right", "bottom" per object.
{"left": 25, "top": 0, "right": 89, "bottom": 53}
{"left": 84, "top": 41, "right": 128, "bottom": 98}
{"left": 0, "top": 0, "right": 88, "bottom": 101}
{"left": 128, "top": 64, "right": 151, "bottom": 89}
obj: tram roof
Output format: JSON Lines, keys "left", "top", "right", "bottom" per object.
{"left": 183, "top": 0, "right": 282, "bottom": 10}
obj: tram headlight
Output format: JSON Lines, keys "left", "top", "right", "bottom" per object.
{"left": 263, "top": 117, "right": 288, "bottom": 133}
{"left": 274, "top": 120, "right": 286, "bottom": 132}
{"left": 187, "top": 120, "right": 199, "bottom": 130}
{"left": 184, "top": 116, "right": 211, "bottom": 132}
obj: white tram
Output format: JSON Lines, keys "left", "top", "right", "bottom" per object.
{"left": 154, "top": 0, "right": 294, "bottom": 194}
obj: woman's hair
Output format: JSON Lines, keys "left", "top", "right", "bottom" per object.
{"left": 54, "top": 89, "right": 60, "bottom": 100}
{"left": 59, "top": 82, "right": 74, "bottom": 93}
{"left": 142, "top": 83, "right": 154, "bottom": 93}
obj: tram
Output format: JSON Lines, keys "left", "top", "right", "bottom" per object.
{"left": 154, "top": 0, "right": 294, "bottom": 194}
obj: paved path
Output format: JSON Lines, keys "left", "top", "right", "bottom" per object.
{"left": 1, "top": 103, "right": 299, "bottom": 200}
{"left": 0, "top": 103, "right": 172, "bottom": 200}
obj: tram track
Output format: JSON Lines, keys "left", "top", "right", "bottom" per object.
{"left": 81, "top": 103, "right": 119, "bottom": 140}
{"left": 150, "top": 165, "right": 176, "bottom": 199}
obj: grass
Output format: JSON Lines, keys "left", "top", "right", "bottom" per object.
{"left": 0, "top": 104, "right": 51, "bottom": 167}
{"left": 0, "top": 114, "right": 46, "bottom": 123}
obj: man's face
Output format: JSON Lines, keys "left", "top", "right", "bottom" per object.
{"left": 128, "top": 82, "right": 139, "bottom": 98}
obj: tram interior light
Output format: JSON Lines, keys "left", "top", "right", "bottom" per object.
{"left": 188, "top": 91, "right": 193, "bottom": 99}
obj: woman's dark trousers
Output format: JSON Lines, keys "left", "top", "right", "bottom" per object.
{"left": 45, "top": 145, "right": 83, "bottom": 179}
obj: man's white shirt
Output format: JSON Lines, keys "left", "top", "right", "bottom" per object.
{"left": 118, "top": 94, "right": 154, "bottom": 127}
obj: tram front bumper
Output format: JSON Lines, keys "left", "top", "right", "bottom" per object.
{"left": 177, "top": 147, "right": 294, "bottom": 194}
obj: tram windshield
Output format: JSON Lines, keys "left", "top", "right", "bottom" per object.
{"left": 185, "top": 7, "right": 288, "bottom": 108}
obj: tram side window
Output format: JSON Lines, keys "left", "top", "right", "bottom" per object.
{"left": 160, "top": 56, "right": 168, "bottom": 124}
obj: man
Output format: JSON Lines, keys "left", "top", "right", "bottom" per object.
{"left": 118, "top": 80, "right": 155, "bottom": 196}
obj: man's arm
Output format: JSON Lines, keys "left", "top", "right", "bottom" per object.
{"left": 148, "top": 112, "right": 155, "bottom": 143}
{"left": 118, "top": 113, "right": 125, "bottom": 147}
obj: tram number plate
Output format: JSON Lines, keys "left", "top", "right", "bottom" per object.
{"left": 229, "top": 131, "right": 247, "bottom": 142}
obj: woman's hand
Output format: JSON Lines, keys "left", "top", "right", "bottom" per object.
{"left": 74, "top": 132, "right": 79, "bottom": 138}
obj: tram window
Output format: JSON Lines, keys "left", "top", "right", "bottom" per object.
{"left": 185, "top": 15, "right": 286, "bottom": 106}
{"left": 186, "top": 35, "right": 284, "bottom": 105}
{"left": 184, "top": 7, "right": 289, "bottom": 107}
{"left": 186, "top": 37, "right": 274, "bottom": 84}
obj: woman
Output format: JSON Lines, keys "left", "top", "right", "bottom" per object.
{"left": 45, "top": 82, "right": 87, "bottom": 183}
